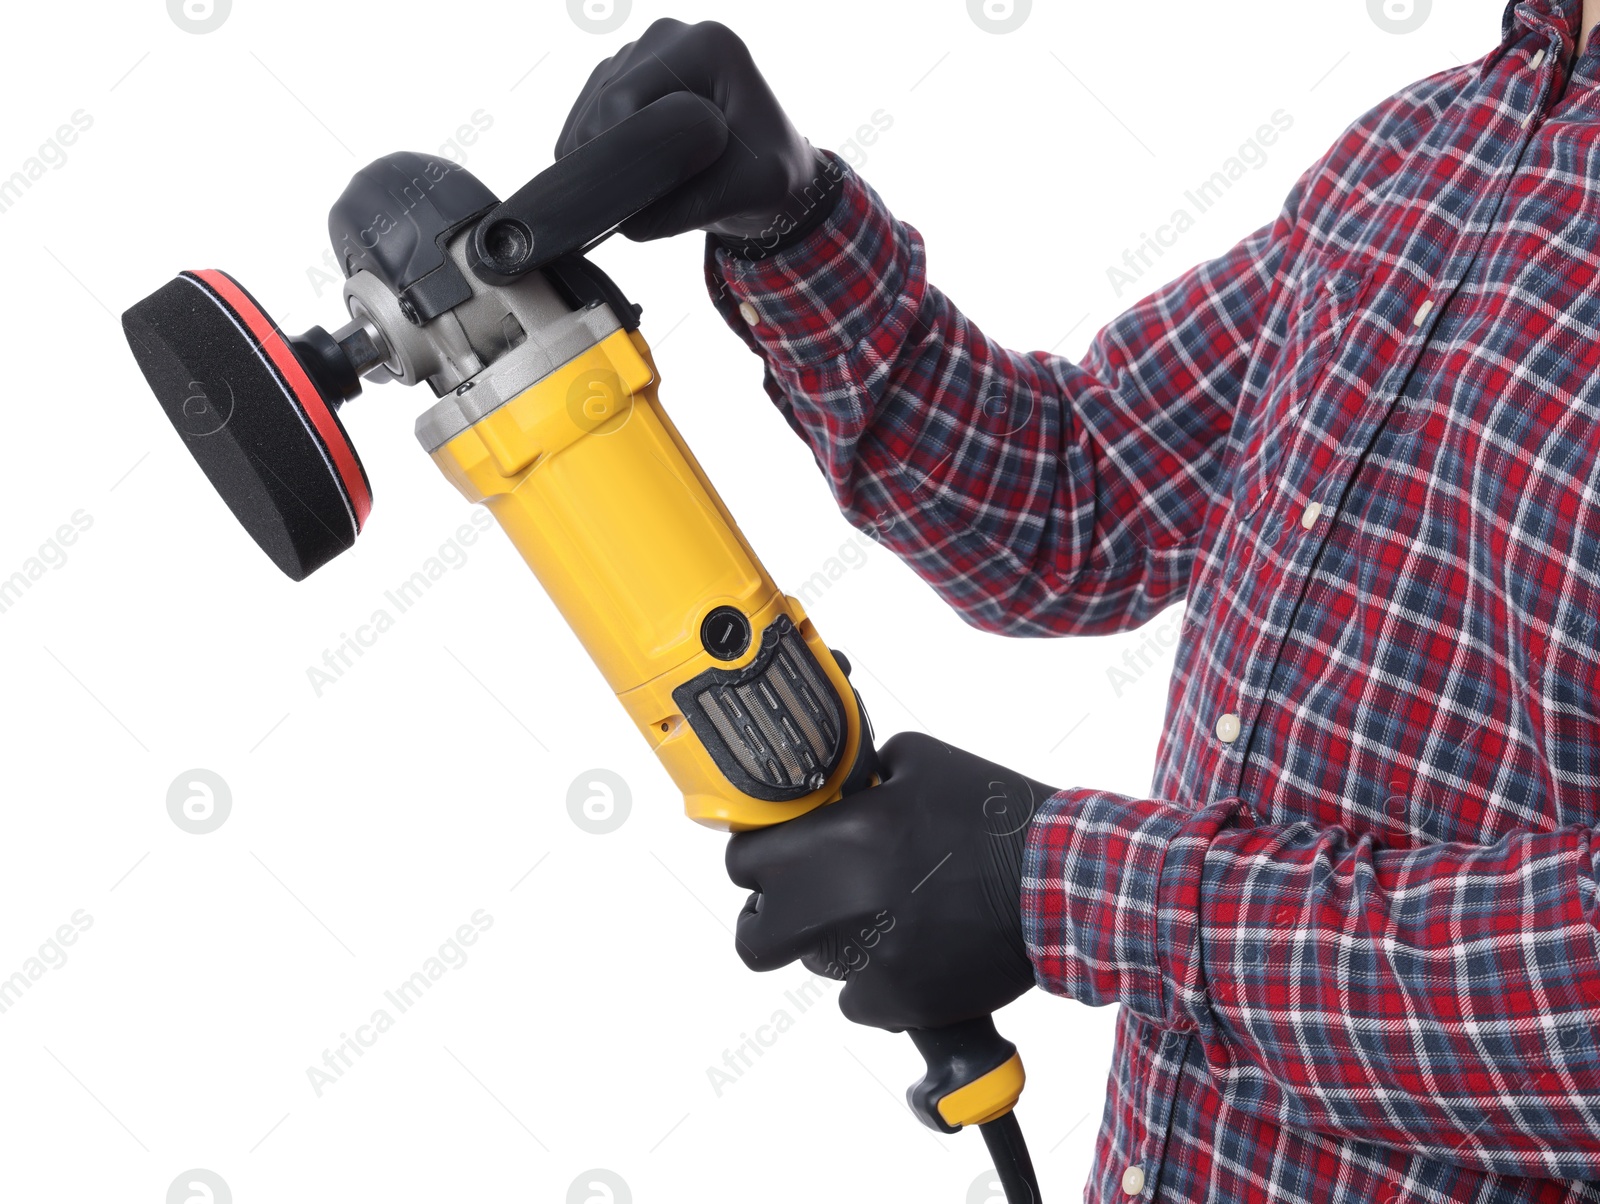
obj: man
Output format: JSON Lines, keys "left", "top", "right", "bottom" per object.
{"left": 562, "top": 4, "right": 1600, "bottom": 1200}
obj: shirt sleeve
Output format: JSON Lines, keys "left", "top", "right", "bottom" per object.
{"left": 1024, "top": 789, "right": 1600, "bottom": 1179}
{"left": 704, "top": 153, "right": 1303, "bottom": 637}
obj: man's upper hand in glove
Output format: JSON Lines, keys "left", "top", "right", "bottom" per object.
{"left": 725, "top": 732, "right": 1054, "bottom": 1032}
{"left": 556, "top": 17, "right": 841, "bottom": 248}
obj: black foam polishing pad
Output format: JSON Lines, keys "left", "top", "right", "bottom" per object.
{"left": 122, "top": 270, "right": 371, "bottom": 580}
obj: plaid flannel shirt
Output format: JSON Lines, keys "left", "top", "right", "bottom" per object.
{"left": 706, "top": 1, "right": 1600, "bottom": 1199}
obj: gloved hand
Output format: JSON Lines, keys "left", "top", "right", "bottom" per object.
{"left": 725, "top": 732, "right": 1053, "bottom": 1032}
{"left": 556, "top": 18, "right": 838, "bottom": 245}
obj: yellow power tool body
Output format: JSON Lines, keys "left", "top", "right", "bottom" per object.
{"left": 426, "top": 326, "right": 870, "bottom": 831}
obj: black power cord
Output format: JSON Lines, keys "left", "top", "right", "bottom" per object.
{"left": 980, "top": 1111, "right": 1042, "bottom": 1203}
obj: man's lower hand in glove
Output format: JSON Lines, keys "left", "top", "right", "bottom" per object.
{"left": 725, "top": 732, "right": 1055, "bottom": 1032}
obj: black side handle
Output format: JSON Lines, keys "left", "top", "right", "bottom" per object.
{"left": 467, "top": 92, "right": 728, "bottom": 285}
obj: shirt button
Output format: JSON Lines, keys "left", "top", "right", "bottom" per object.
{"left": 1411, "top": 298, "right": 1434, "bottom": 327}
{"left": 1531, "top": 48, "right": 1546, "bottom": 69}
{"left": 1300, "top": 501, "right": 1323, "bottom": 530}
{"left": 1122, "top": 1164, "right": 1147, "bottom": 1196}
{"left": 738, "top": 300, "right": 761, "bottom": 325}
{"left": 1216, "top": 712, "right": 1241, "bottom": 743}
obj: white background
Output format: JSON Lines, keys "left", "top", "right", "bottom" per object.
{"left": 0, "top": 1, "right": 1504, "bottom": 1200}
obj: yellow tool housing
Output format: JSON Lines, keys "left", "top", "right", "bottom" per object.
{"left": 428, "top": 327, "right": 866, "bottom": 831}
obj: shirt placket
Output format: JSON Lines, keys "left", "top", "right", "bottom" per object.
{"left": 1202, "top": 32, "right": 1560, "bottom": 810}
{"left": 1122, "top": 1027, "right": 1193, "bottom": 1201}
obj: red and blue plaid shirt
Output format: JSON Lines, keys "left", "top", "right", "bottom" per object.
{"left": 707, "top": 1, "right": 1600, "bottom": 1200}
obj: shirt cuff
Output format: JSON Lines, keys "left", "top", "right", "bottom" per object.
{"left": 1022, "top": 789, "right": 1242, "bottom": 1026}
{"left": 702, "top": 151, "right": 917, "bottom": 369}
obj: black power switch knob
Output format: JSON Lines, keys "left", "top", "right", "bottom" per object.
{"left": 701, "top": 606, "right": 752, "bottom": 661}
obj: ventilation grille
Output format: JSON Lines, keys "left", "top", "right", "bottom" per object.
{"left": 673, "top": 616, "right": 846, "bottom": 802}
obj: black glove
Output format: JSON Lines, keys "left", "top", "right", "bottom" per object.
{"left": 556, "top": 18, "right": 841, "bottom": 247}
{"left": 724, "top": 732, "right": 1054, "bottom": 1032}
